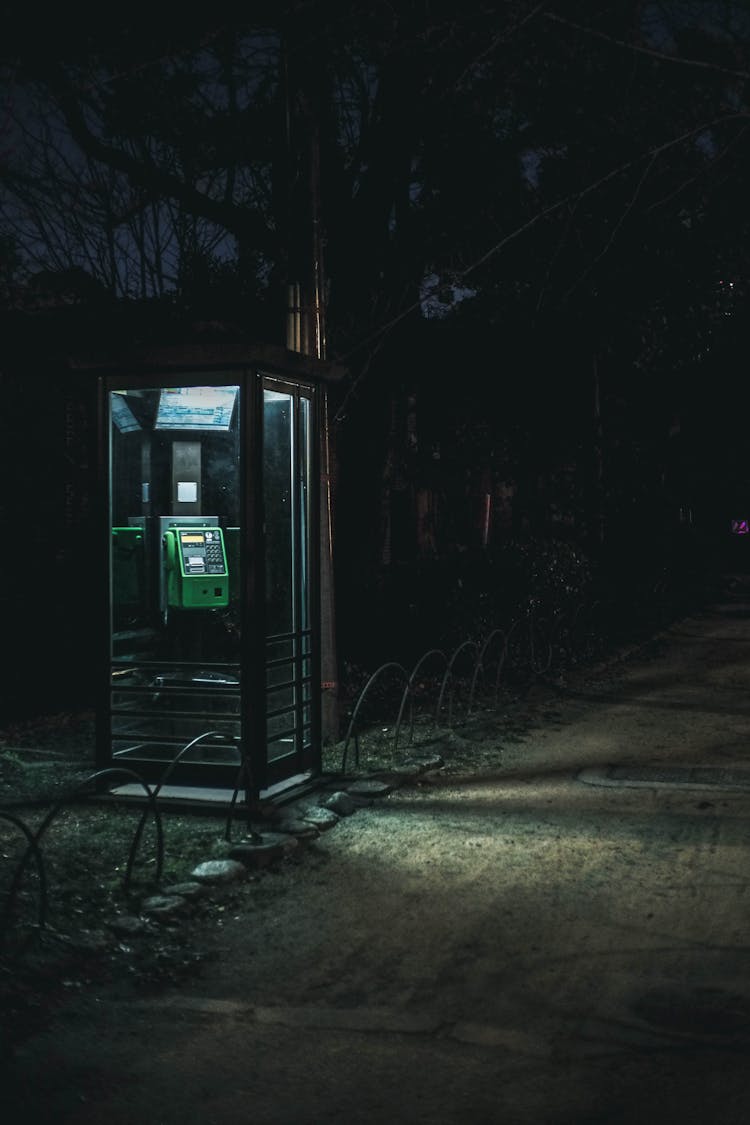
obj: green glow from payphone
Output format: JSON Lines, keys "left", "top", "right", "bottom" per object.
{"left": 164, "top": 526, "right": 229, "bottom": 609}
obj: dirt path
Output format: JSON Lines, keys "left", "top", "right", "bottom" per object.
{"left": 4, "top": 594, "right": 750, "bottom": 1124}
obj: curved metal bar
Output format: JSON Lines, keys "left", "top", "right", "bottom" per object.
{"left": 579, "top": 599, "right": 602, "bottom": 654}
{"left": 507, "top": 608, "right": 550, "bottom": 679}
{"left": 152, "top": 730, "right": 236, "bottom": 800}
{"left": 0, "top": 811, "right": 48, "bottom": 945}
{"left": 148, "top": 728, "right": 251, "bottom": 848}
{"left": 467, "top": 629, "right": 507, "bottom": 714}
{"left": 225, "top": 742, "right": 262, "bottom": 844}
{"left": 504, "top": 616, "right": 528, "bottom": 684}
{"left": 394, "top": 649, "right": 447, "bottom": 752}
{"left": 491, "top": 624, "right": 514, "bottom": 704}
{"left": 341, "top": 662, "right": 409, "bottom": 775}
{"left": 529, "top": 613, "right": 552, "bottom": 675}
{"left": 546, "top": 608, "right": 570, "bottom": 671}
{"left": 89, "top": 767, "right": 164, "bottom": 887}
{"left": 6, "top": 766, "right": 163, "bottom": 932}
{"left": 436, "top": 640, "right": 479, "bottom": 728}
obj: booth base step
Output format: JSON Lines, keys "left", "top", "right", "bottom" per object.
{"left": 105, "top": 772, "right": 319, "bottom": 812}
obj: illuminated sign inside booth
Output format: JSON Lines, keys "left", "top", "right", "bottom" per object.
{"left": 155, "top": 386, "right": 238, "bottom": 431}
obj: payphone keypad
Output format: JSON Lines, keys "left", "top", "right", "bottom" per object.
{"left": 203, "top": 531, "right": 225, "bottom": 573}
{"left": 178, "top": 529, "right": 227, "bottom": 575}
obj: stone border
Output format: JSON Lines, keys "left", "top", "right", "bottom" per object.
{"left": 101, "top": 754, "right": 445, "bottom": 937}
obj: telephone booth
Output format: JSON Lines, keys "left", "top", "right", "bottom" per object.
{"left": 93, "top": 345, "right": 342, "bottom": 801}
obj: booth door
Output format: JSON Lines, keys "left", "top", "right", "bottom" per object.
{"left": 263, "top": 380, "right": 317, "bottom": 786}
{"left": 107, "top": 380, "right": 243, "bottom": 783}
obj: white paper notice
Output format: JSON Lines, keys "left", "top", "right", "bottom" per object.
{"left": 177, "top": 481, "right": 198, "bottom": 502}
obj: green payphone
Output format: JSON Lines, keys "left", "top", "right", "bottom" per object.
{"left": 163, "top": 525, "right": 229, "bottom": 609}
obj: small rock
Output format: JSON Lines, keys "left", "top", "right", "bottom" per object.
{"left": 403, "top": 754, "right": 444, "bottom": 773}
{"left": 380, "top": 765, "right": 420, "bottom": 782}
{"left": 229, "top": 833, "right": 298, "bottom": 869}
{"left": 190, "top": 859, "right": 248, "bottom": 884}
{"left": 346, "top": 779, "right": 393, "bottom": 798}
{"left": 320, "top": 791, "right": 357, "bottom": 816}
{"left": 300, "top": 806, "right": 339, "bottom": 831}
{"left": 275, "top": 818, "right": 320, "bottom": 840}
{"left": 162, "top": 881, "right": 205, "bottom": 901}
{"left": 141, "top": 895, "right": 187, "bottom": 919}
{"left": 319, "top": 778, "right": 349, "bottom": 792}
{"left": 107, "top": 914, "right": 148, "bottom": 937}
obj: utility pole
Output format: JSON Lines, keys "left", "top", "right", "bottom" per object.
{"left": 281, "top": 29, "right": 339, "bottom": 742}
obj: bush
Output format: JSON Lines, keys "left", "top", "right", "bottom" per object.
{"left": 492, "top": 536, "right": 592, "bottom": 617}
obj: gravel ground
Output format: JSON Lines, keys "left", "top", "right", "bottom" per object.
{"left": 3, "top": 588, "right": 750, "bottom": 1124}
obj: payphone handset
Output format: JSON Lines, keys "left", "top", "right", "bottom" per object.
{"left": 163, "top": 526, "right": 229, "bottom": 609}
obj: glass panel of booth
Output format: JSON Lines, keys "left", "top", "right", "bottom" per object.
{"left": 108, "top": 383, "right": 242, "bottom": 767}
{"left": 263, "top": 383, "right": 313, "bottom": 765}
{"left": 263, "top": 387, "right": 294, "bottom": 637}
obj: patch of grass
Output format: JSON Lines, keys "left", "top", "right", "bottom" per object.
{"left": 1, "top": 802, "right": 235, "bottom": 940}
{"left": 0, "top": 785, "right": 249, "bottom": 1056}
{"left": 0, "top": 713, "right": 243, "bottom": 944}
{"left": 0, "top": 710, "right": 96, "bottom": 752}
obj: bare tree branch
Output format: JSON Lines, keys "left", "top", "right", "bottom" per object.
{"left": 46, "top": 64, "right": 277, "bottom": 258}
{"left": 563, "top": 149, "right": 659, "bottom": 302}
{"left": 335, "top": 111, "right": 749, "bottom": 367}
{"left": 545, "top": 11, "right": 750, "bottom": 82}
{"left": 646, "top": 123, "right": 750, "bottom": 212}
{"left": 451, "top": 2, "right": 550, "bottom": 92}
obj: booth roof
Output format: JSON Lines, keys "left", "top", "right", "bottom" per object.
{"left": 68, "top": 340, "right": 347, "bottom": 385}
{"left": 0, "top": 302, "right": 348, "bottom": 385}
